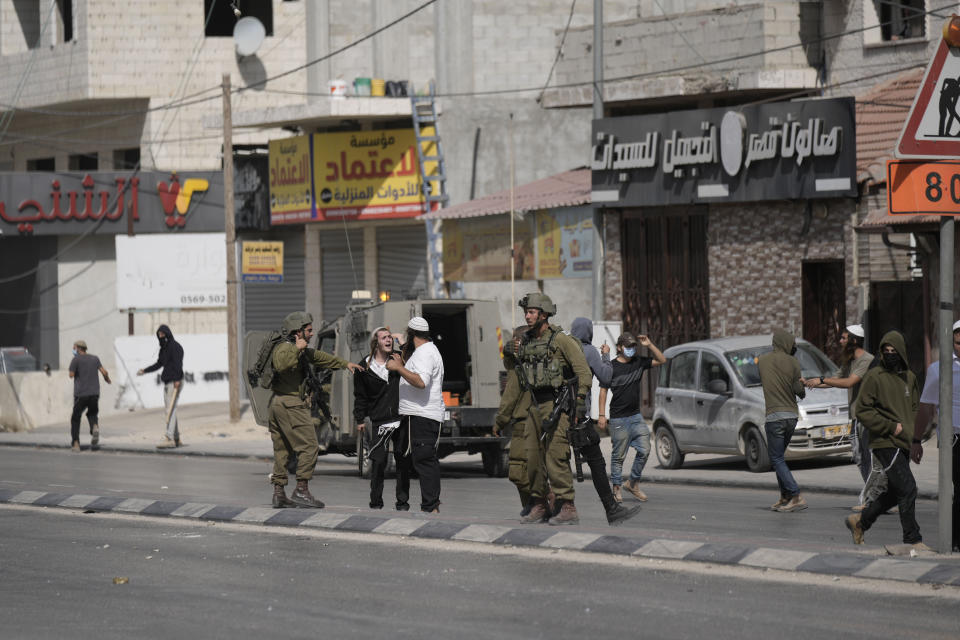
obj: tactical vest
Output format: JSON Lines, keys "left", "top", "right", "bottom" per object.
{"left": 518, "top": 326, "right": 569, "bottom": 390}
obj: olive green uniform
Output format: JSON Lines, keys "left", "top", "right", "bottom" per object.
{"left": 513, "top": 324, "right": 592, "bottom": 502}
{"left": 269, "top": 342, "right": 349, "bottom": 485}
{"left": 496, "top": 344, "right": 538, "bottom": 503}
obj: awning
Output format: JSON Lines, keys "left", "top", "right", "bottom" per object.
{"left": 420, "top": 168, "right": 590, "bottom": 220}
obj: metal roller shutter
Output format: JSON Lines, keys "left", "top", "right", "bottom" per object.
{"left": 242, "top": 231, "right": 305, "bottom": 333}
{"left": 377, "top": 224, "right": 427, "bottom": 300}
{"left": 320, "top": 228, "right": 364, "bottom": 324}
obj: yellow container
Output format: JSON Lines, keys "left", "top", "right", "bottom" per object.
{"left": 371, "top": 78, "right": 386, "bottom": 97}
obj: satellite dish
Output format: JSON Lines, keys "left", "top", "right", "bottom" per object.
{"left": 233, "top": 16, "right": 265, "bottom": 58}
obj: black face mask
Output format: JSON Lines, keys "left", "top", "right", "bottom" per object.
{"left": 159, "top": 336, "right": 169, "bottom": 347}
{"left": 882, "top": 352, "right": 901, "bottom": 371}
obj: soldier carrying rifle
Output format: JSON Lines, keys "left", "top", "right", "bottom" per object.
{"left": 496, "top": 293, "right": 592, "bottom": 525}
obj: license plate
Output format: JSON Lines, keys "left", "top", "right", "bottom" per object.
{"left": 823, "top": 424, "right": 849, "bottom": 438}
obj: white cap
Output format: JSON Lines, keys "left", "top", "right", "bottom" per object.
{"left": 408, "top": 316, "right": 429, "bottom": 332}
{"left": 846, "top": 324, "right": 864, "bottom": 338}
{"left": 953, "top": 319, "right": 960, "bottom": 332}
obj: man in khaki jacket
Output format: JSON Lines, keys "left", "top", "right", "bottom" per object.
{"left": 269, "top": 311, "right": 362, "bottom": 509}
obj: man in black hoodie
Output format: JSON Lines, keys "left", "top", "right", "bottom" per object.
{"left": 569, "top": 317, "right": 641, "bottom": 525}
{"left": 137, "top": 324, "right": 184, "bottom": 448}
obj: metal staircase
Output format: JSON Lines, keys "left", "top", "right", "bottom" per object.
{"left": 410, "top": 82, "right": 448, "bottom": 297}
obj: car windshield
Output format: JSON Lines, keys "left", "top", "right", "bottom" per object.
{"left": 725, "top": 343, "right": 838, "bottom": 387}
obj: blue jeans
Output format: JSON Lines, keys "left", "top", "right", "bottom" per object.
{"left": 609, "top": 413, "right": 650, "bottom": 486}
{"left": 765, "top": 418, "right": 799, "bottom": 498}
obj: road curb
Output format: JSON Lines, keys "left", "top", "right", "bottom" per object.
{"left": 0, "top": 440, "right": 941, "bottom": 500}
{"left": 3, "top": 488, "right": 958, "bottom": 587}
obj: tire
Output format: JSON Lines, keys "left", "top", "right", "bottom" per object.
{"left": 744, "top": 426, "right": 771, "bottom": 473}
{"left": 481, "top": 444, "right": 509, "bottom": 478}
{"left": 654, "top": 426, "right": 685, "bottom": 470}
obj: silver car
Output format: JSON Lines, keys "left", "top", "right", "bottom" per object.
{"left": 652, "top": 336, "right": 852, "bottom": 472}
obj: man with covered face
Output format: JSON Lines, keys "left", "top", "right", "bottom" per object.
{"left": 137, "top": 324, "right": 184, "bottom": 449}
{"left": 845, "top": 330, "right": 931, "bottom": 552}
{"left": 758, "top": 329, "right": 807, "bottom": 512}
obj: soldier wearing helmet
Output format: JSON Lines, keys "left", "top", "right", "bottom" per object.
{"left": 499, "top": 292, "right": 592, "bottom": 525}
{"left": 268, "top": 311, "right": 363, "bottom": 509}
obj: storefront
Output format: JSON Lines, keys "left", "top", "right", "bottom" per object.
{"left": 593, "top": 98, "right": 859, "bottom": 398}
{"left": 0, "top": 170, "right": 227, "bottom": 370}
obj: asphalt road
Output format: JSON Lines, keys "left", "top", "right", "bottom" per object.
{"left": 0, "top": 447, "right": 949, "bottom": 554}
{"left": 2, "top": 507, "right": 958, "bottom": 640}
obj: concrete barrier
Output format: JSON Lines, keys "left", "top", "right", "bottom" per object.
{"left": 0, "top": 371, "right": 126, "bottom": 432}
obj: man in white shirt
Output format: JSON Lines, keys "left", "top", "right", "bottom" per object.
{"left": 387, "top": 316, "right": 445, "bottom": 513}
{"left": 911, "top": 318, "right": 960, "bottom": 552}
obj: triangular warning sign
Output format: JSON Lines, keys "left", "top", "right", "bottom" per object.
{"left": 897, "top": 41, "right": 960, "bottom": 158}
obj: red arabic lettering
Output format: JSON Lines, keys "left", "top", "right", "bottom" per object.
{"left": 0, "top": 174, "right": 136, "bottom": 224}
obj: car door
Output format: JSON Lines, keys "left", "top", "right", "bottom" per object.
{"left": 695, "top": 350, "right": 738, "bottom": 449}
{"left": 660, "top": 349, "right": 702, "bottom": 447}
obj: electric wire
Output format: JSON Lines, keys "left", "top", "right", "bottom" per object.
{"left": 537, "top": 0, "right": 579, "bottom": 105}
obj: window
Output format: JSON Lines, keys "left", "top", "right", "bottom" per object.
{"left": 113, "top": 148, "right": 140, "bottom": 171}
{"left": 865, "top": 1, "right": 925, "bottom": 44}
{"left": 699, "top": 352, "right": 730, "bottom": 393}
{"left": 204, "top": 0, "right": 273, "bottom": 37}
{"left": 667, "top": 351, "right": 698, "bottom": 390}
{"left": 68, "top": 153, "right": 98, "bottom": 171}
{"left": 57, "top": 0, "right": 73, "bottom": 42}
{"left": 26, "top": 157, "right": 55, "bottom": 172}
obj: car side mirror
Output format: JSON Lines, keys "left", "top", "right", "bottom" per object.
{"left": 706, "top": 378, "right": 729, "bottom": 395}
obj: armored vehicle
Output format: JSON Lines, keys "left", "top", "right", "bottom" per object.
{"left": 244, "top": 298, "right": 508, "bottom": 477}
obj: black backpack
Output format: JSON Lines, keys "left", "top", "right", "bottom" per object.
{"left": 247, "top": 330, "right": 285, "bottom": 390}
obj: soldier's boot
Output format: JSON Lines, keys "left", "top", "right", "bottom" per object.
{"left": 602, "top": 495, "right": 641, "bottom": 526}
{"left": 518, "top": 491, "right": 533, "bottom": 517}
{"left": 290, "top": 480, "right": 325, "bottom": 509}
{"left": 272, "top": 484, "right": 295, "bottom": 509}
{"left": 548, "top": 500, "right": 580, "bottom": 526}
{"left": 520, "top": 498, "right": 549, "bottom": 524}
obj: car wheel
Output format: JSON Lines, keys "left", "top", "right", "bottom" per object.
{"left": 654, "top": 426, "right": 685, "bottom": 470}
{"left": 744, "top": 426, "right": 771, "bottom": 473}
{"left": 481, "top": 444, "right": 509, "bottom": 477}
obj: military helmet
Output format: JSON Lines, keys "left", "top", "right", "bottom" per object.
{"left": 282, "top": 311, "right": 313, "bottom": 333}
{"left": 518, "top": 292, "right": 556, "bottom": 317}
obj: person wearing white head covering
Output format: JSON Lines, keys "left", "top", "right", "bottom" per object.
{"left": 911, "top": 318, "right": 960, "bottom": 552}
{"left": 386, "top": 316, "right": 445, "bottom": 513}
{"left": 805, "top": 323, "right": 876, "bottom": 509}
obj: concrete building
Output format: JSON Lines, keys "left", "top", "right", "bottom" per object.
{"left": 539, "top": 0, "right": 953, "bottom": 374}
{"left": 0, "top": 0, "right": 312, "bottom": 371}
{"left": 222, "top": 0, "right": 640, "bottom": 333}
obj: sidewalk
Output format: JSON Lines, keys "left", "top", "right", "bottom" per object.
{"left": 0, "top": 401, "right": 947, "bottom": 499}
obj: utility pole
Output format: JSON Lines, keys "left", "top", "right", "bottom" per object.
{"left": 222, "top": 74, "right": 241, "bottom": 422}
{"left": 591, "top": 0, "right": 604, "bottom": 321}
{"left": 936, "top": 215, "right": 954, "bottom": 554}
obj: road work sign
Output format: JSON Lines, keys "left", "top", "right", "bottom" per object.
{"left": 888, "top": 159, "right": 960, "bottom": 215}
{"left": 896, "top": 40, "right": 960, "bottom": 158}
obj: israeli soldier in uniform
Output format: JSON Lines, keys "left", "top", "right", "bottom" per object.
{"left": 506, "top": 293, "right": 593, "bottom": 525}
{"left": 495, "top": 326, "right": 537, "bottom": 515}
{"left": 269, "top": 311, "right": 362, "bottom": 508}
{"left": 496, "top": 321, "right": 639, "bottom": 525}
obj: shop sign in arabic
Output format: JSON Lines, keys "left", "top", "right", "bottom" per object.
{"left": 241, "top": 241, "right": 284, "bottom": 283}
{"left": 0, "top": 171, "right": 225, "bottom": 236}
{"left": 268, "top": 135, "right": 313, "bottom": 219}
{"left": 590, "top": 97, "right": 856, "bottom": 206}
{"left": 311, "top": 128, "right": 428, "bottom": 221}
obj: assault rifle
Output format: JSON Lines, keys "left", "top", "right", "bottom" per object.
{"left": 551, "top": 376, "right": 589, "bottom": 483}
{"left": 299, "top": 348, "right": 333, "bottom": 423}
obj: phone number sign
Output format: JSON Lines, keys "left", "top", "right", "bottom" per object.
{"left": 888, "top": 160, "right": 960, "bottom": 215}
